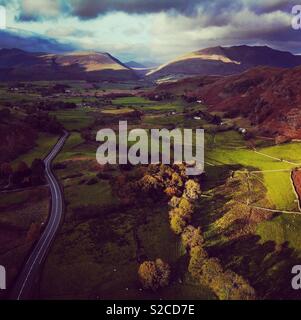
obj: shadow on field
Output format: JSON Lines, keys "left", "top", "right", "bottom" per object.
{"left": 208, "top": 235, "right": 301, "bottom": 299}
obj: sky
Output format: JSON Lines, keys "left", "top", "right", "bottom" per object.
{"left": 0, "top": 0, "right": 300, "bottom": 64}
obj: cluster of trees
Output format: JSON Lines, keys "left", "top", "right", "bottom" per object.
{"left": 0, "top": 159, "right": 45, "bottom": 189}
{"left": 112, "top": 163, "right": 256, "bottom": 298}
{"left": 163, "top": 169, "right": 256, "bottom": 300}
{"left": 36, "top": 100, "right": 76, "bottom": 111}
{"left": 25, "top": 112, "right": 63, "bottom": 134}
{"left": 112, "top": 164, "right": 187, "bottom": 205}
{"left": 188, "top": 245, "right": 256, "bottom": 300}
{"left": 138, "top": 258, "right": 171, "bottom": 291}
{"left": 168, "top": 180, "right": 201, "bottom": 234}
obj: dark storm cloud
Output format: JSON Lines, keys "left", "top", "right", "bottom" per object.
{"left": 68, "top": 0, "right": 245, "bottom": 19}
{"left": 0, "top": 29, "right": 77, "bottom": 53}
{"left": 248, "top": 0, "right": 294, "bottom": 14}
{"left": 1, "top": 0, "right": 292, "bottom": 24}
{"left": 69, "top": 0, "right": 202, "bottom": 18}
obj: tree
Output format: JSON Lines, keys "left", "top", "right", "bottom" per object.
{"left": 0, "top": 162, "right": 12, "bottom": 178}
{"left": 168, "top": 196, "right": 181, "bottom": 208}
{"left": 30, "top": 159, "right": 45, "bottom": 186}
{"left": 188, "top": 246, "right": 208, "bottom": 278}
{"left": 26, "top": 222, "right": 41, "bottom": 242}
{"left": 211, "top": 270, "right": 256, "bottom": 300}
{"left": 139, "top": 174, "right": 163, "bottom": 195}
{"left": 170, "top": 172, "right": 183, "bottom": 188}
{"left": 138, "top": 259, "right": 171, "bottom": 291}
{"left": 16, "top": 161, "right": 30, "bottom": 178}
{"left": 181, "top": 225, "right": 204, "bottom": 250}
{"left": 198, "top": 257, "right": 224, "bottom": 286}
{"left": 184, "top": 179, "right": 201, "bottom": 200}
{"left": 170, "top": 212, "right": 187, "bottom": 234}
{"left": 164, "top": 186, "right": 177, "bottom": 197}
{"left": 178, "top": 197, "right": 194, "bottom": 216}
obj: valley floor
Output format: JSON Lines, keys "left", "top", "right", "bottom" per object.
{"left": 1, "top": 81, "right": 301, "bottom": 299}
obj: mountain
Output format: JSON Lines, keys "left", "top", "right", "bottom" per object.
{"left": 125, "top": 61, "right": 147, "bottom": 69}
{"left": 0, "top": 48, "right": 138, "bottom": 81}
{"left": 197, "top": 66, "right": 301, "bottom": 138}
{"left": 147, "top": 45, "right": 301, "bottom": 80}
{"left": 147, "top": 65, "right": 301, "bottom": 139}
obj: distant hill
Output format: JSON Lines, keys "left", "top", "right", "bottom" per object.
{"left": 150, "top": 65, "right": 301, "bottom": 139}
{"left": 196, "top": 66, "right": 301, "bottom": 138}
{"left": 125, "top": 61, "right": 147, "bottom": 69}
{"left": 147, "top": 45, "right": 301, "bottom": 80}
{"left": 0, "top": 48, "right": 139, "bottom": 81}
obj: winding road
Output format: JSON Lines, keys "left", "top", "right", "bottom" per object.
{"left": 10, "top": 131, "right": 68, "bottom": 300}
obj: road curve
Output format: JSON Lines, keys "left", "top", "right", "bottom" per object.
{"left": 10, "top": 131, "right": 68, "bottom": 300}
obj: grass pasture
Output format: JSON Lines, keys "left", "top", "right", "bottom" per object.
{"left": 50, "top": 108, "right": 95, "bottom": 131}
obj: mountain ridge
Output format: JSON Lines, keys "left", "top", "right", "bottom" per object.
{"left": 0, "top": 48, "right": 138, "bottom": 81}
{"left": 147, "top": 45, "right": 301, "bottom": 80}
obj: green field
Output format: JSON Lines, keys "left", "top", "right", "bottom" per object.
{"left": 50, "top": 108, "right": 95, "bottom": 131}
{"left": 112, "top": 96, "right": 155, "bottom": 106}
{"left": 204, "top": 131, "right": 301, "bottom": 211}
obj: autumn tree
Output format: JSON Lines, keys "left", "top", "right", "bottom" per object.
{"left": 138, "top": 259, "right": 171, "bottom": 291}
{"left": 188, "top": 246, "right": 208, "bottom": 278}
{"left": 178, "top": 197, "right": 194, "bottom": 216}
{"left": 170, "top": 212, "right": 187, "bottom": 234}
{"left": 181, "top": 225, "right": 204, "bottom": 250}
{"left": 26, "top": 222, "right": 41, "bottom": 242}
{"left": 168, "top": 196, "right": 181, "bottom": 208}
{"left": 164, "top": 186, "right": 178, "bottom": 197}
{"left": 184, "top": 179, "right": 201, "bottom": 200}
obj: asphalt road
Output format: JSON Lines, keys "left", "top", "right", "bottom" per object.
{"left": 10, "top": 131, "right": 68, "bottom": 300}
